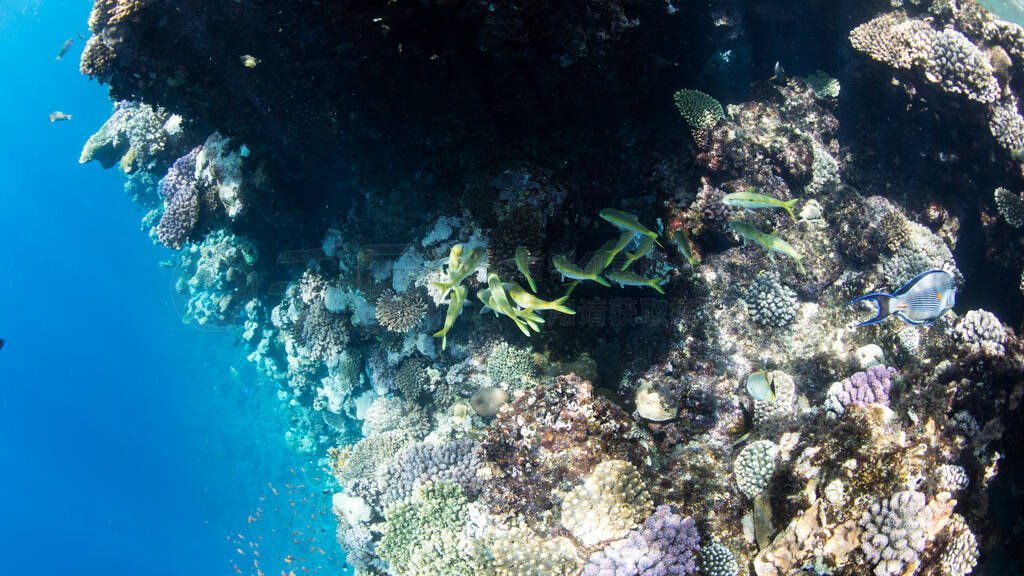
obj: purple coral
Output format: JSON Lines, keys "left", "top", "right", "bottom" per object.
{"left": 582, "top": 505, "right": 700, "bottom": 576}
{"left": 825, "top": 365, "right": 896, "bottom": 417}
{"left": 155, "top": 147, "right": 202, "bottom": 248}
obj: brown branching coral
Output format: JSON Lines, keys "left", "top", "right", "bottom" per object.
{"left": 375, "top": 289, "right": 427, "bottom": 333}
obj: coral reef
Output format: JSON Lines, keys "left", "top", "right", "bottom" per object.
{"left": 76, "top": 1, "right": 1024, "bottom": 574}
{"left": 995, "top": 186, "right": 1024, "bottom": 228}
{"left": 697, "top": 541, "right": 738, "bottom": 576}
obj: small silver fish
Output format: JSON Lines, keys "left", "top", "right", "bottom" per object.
{"left": 851, "top": 269, "right": 955, "bottom": 327}
{"left": 57, "top": 38, "right": 72, "bottom": 61}
{"left": 745, "top": 371, "right": 776, "bottom": 402}
{"left": 48, "top": 111, "right": 72, "bottom": 122}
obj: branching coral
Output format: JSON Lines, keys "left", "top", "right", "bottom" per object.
{"left": 336, "top": 430, "right": 413, "bottom": 484}
{"left": 850, "top": 12, "right": 999, "bottom": 103}
{"left": 560, "top": 459, "right": 653, "bottom": 547}
{"left": 376, "top": 439, "right": 483, "bottom": 504}
{"left": 375, "top": 289, "right": 428, "bottom": 333}
{"left": 939, "top": 514, "right": 979, "bottom": 576}
{"left": 824, "top": 365, "right": 896, "bottom": 418}
{"left": 580, "top": 504, "right": 699, "bottom": 576}
{"left": 857, "top": 490, "right": 933, "bottom": 576}
{"left": 952, "top": 309, "right": 1007, "bottom": 356}
{"left": 377, "top": 482, "right": 478, "bottom": 576}
{"left": 486, "top": 342, "right": 538, "bottom": 390}
{"left": 673, "top": 89, "right": 725, "bottom": 133}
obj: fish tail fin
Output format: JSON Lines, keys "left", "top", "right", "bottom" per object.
{"left": 563, "top": 281, "right": 579, "bottom": 297}
{"left": 784, "top": 198, "right": 798, "bottom": 220}
{"left": 653, "top": 236, "right": 664, "bottom": 248}
{"left": 592, "top": 274, "right": 611, "bottom": 287}
{"left": 796, "top": 258, "right": 806, "bottom": 275}
{"left": 649, "top": 280, "right": 666, "bottom": 295}
{"left": 526, "top": 276, "right": 537, "bottom": 293}
{"left": 850, "top": 293, "right": 893, "bottom": 327}
{"left": 551, "top": 294, "right": 576, "bottom": 315}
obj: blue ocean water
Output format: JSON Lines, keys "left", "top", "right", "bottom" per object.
{"left": 0, "top": 3, "right": 345, "bottom": 574}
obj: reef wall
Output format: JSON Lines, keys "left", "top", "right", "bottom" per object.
{"left": 78, "top": 0, "right": 1024, "bottom": 575}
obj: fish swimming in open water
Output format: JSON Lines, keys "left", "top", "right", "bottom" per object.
{"left": 598, "top": 209, "right": 661, "bottom": 245}
{"left": 48, "top": 111, "right": 72, "bottom": 122}
{"left": 722, "top": 188, "right": 799, "bottom": 220}
{"left": 850, "top": 269, "right": 956, "bottom": 327}
{"left": 57, "top": 38, "right": 72, "bottom": 61}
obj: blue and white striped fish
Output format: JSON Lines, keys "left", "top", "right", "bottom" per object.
{"left": 850, "top": 269, "right": 956, "bottom": 327}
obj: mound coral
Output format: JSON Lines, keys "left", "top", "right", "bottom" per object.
{"left": 733, "top": 440, "right": 776, "bottom": 498}
{"left": 560, "top": 459, "right": 654, "bottom": 547}
{"left": 744, "top": 270, "right": 798, "bottom": 328}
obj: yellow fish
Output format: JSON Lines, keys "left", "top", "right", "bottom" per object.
{"left": 598, "top": 209, "right": 661, "bottom": 245}
{"left": 433, "top": 284, "right": 467, "bottom": 350}
{"left": 503, "top": 281, "right": 575, "bottom": 315}
{"left": 620, "top": 236, "right": 656, "bottom": 270}
{"left": 514, "top": 246, "right": 537, "bottom": 292}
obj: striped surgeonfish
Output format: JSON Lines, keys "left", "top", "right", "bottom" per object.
{"left": 850, "top": 269, "right": 956, "bottom": 327}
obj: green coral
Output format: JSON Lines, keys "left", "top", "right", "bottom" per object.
{"left": 487, "top": 342, "right": 538, "bottom": 390}
{"left": 807, "top": 70, "right": 840, "bottom": 99}
{"left": 378, "top": 482, "right": 475, "bottom": 576}
{"left": 673, "top": 89, "right": 725, "bottom": 132}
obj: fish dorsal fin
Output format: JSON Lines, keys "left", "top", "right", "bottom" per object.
{"left": 893, "top": 269, "right": 947, "bottom": 297}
